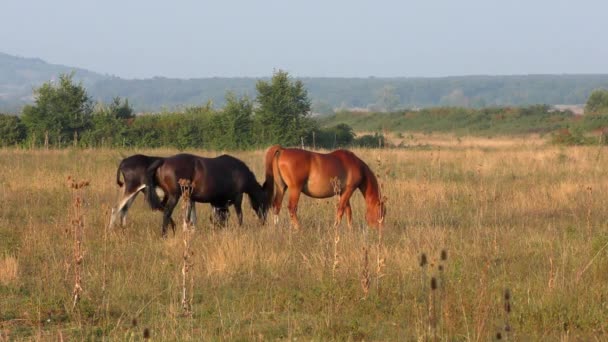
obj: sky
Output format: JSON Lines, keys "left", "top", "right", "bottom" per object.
{"left": 1, "top": 0, "right": 607, "bottom": 79}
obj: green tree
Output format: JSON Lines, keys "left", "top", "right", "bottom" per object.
{"left": 108, "top": 96, "right": 134, "bottom": 119}
{"left": 585, "top": 89, "right": 608, "bottom": 114}
{"left": 222, "top": 92, "right": 253, "bottom": 149}
{"left": 254, "top": 70, "right": 312, "bottom": 145}
{"left": 82, "top": 100, "right": 133, "bottom": 147}
{"left": 0, "top": 114, "right": 26, "bottom": 146}
{"left": 21, "top": 73, "right": 92, "bottom": 147}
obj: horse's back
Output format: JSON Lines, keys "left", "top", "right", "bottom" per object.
{"left": 120, "top": 154, "right": 163, "bottom": 188}
{"left": 272, "top": 148, "right": 362, "bottom": 197}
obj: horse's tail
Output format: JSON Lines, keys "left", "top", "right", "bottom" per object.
{"left": 263, "top": 145, "right": 283, "bottom": 205}
{"left": 145, "top": 159, "right": 164, "bottom": 210}
{"left": 116, "top": 163, "right": 124, "bottom": 187}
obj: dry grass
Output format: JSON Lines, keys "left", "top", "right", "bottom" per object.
{"left": 0, "top": 255, "right": 18, "bottom": 285}
{"left": 0, "top": 138, "right": 607, "bottom": 340}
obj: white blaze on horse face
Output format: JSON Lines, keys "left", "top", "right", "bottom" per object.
{"left": 155, "top": 187, "right": 165, "bottom": 198}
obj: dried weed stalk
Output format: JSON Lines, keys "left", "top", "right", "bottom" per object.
{"left": 67, "top": 176, "right": 89, "bottom": 310}
{"left": 179, "top": 179, "right": 195, "bottom": 317}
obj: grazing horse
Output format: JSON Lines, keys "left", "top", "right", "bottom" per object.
{"left": 263, "top": 145, "right": 386, "bottom": 229}
{"left": 108, "top": 154, "right": 177, "bottom": 230}
{"left": 146, "top": 153, "right": 268, "bottom": 236}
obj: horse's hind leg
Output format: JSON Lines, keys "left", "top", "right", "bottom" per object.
{"left": 162, "top": 196, "right": 178, "bottom": 238}
{"left": 109, "top": 189, "right": 139, "bottom": 229}
{"left": 119, "top": 194, "right": 138, "bottom": 227}
{"left": 183, "top": 200, "right": 196, "bottom": 231}
{"left": 287, "top": 189, "right": 302, "bottom": 230}
{"left": 189, "top": 202, "right": 197, "bottom": 227}
{"left": 272, "top": 186, "right": 286, "bottom": 226}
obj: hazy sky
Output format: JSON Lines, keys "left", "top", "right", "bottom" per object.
{"left": 1, "top": 0, "right": 606, "bottom": 79}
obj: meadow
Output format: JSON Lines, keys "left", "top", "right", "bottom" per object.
{"left": 1, "top": 136, "right": 607, "bottom": 340}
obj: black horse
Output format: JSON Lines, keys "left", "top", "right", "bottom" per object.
{"left": 146, "top": 153, "right": 268, "bottom": 236}
{"left": 109, "top": 154, "right": 177, "bottom": 229}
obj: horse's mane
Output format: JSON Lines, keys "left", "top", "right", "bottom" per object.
{"left": 358, "top": 156, "right": 381, "bottom": 205}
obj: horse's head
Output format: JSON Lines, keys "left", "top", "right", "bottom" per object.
{"left": 250, "top": 184, "right": 270, "bottom": 224}
{"left": 366, "top": 197, "right": 386, "bottom": 229}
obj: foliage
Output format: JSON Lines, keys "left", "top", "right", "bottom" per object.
{"left": 320, "top": 105, "right": 573, "bottom": 136}
{"left": 254, "top": 70, "right": 313, "bottom": 146}
{"left": 10, "top": 72, "right": 608, "bottom": 150}
{"left": 21, "top": 73, "right": 93, "bottom": 147}
{"left": 585, "top": 89, "right": 608, "bottom": 114}
{"left": 0, "top": 114, "right": 26, "bottom": 146}
{"left": 3, "top": 51, "right": 608, "bottom": 113}
{"left": 83, "top": 74, "right": 608, "bottom": 112}
{"left": 354, "top": 132, "right": 386, "bottom": 148}
{"left": 221, "top": 92, "right": 254, "bottom": 149}
{"left": 549, "top": 128, "right": 595, "bottom": 146}
{"left": 313, "top": 123, "right": 356, "bottom": 149}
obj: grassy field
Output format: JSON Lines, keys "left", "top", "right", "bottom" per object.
{"left": 1, "top": 138, "right": 607, "bottom": 340}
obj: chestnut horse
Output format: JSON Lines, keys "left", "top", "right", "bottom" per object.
{"left": 146, "top": 153, "right": 268, "bottom": 236}
{"left": 263, "top": 145, "right": 385, "bottom": 229}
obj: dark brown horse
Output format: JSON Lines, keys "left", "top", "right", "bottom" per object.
{"left": 263, "top": 145, "right": 385, "bottom": 229}
{"left": 146, "top": 153, "right": 268, "bottom": 236}
{"left": 109, "top": 154, "right": 177, "bottom": 230}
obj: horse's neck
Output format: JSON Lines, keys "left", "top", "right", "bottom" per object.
{"left": 361, "top": 164, "right": 381, "bottom": 206}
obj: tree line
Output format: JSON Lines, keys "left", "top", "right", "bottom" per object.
{"left": 0, "top": 71, "right": 379, "bottom": 149}
{"left": 2, "top": 69, "right": 607, "bottom": 149}
{"left": 86, "top": 74, "right": 608, "bottom": 113}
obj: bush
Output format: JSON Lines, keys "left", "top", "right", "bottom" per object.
{"left": 354, "top": 132, "right": 385, "bottom": 148}
{"left": 0, "top": 114, "right": 26, "bottom": 146}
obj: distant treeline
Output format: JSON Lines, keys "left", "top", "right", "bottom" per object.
{"left": 88, "top": 74, "right": 608, "bottom": 113}
{"left": 3, "top": 51, "right": 608, "bottom": 113}
{"left": 0, "top": 71, "right": 382, "bottom": 149}
{"left": 320, "top": 89, "right": 608, "bottom": 146}
{"left": 2, "top": 70, "right": 608, "bottom": 149}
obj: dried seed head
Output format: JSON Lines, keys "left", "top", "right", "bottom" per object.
{"left": 420, "top": 253, "right": 427, "bottom": 267}
{"left": 438, "top": 265, "right": 444, "bottom": 272}
{"left": 504, "top": 302, "right": 511, "bottom": 314}
{"left": 131, "top": 318, "right": 138, "bottom": 327}
{"left": 143, "top": 328, "right": 151, "bottom": 339}
{"left": 504, "top": 324, "right": 511, "bottom": 332}
{"left": 440, "top": 249, "right": 448, "bottom": 261}
{"left": 496, "top": 332, "right": 502, "bottom": 340}
{"left": 430, "top": 277, "right": 437, "bottom": 290}
{"left": 504, "top": 288, "right": 511, "bottom": 301}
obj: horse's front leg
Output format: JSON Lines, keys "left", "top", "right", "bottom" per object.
{"left": 234, "top": 193, "right": 244, "bottom": 226}
{"left": 344, "top": 201, "right": 353, "bottom": 229}
{"left": 334, "top": 187, "right": 356, "bottom": 229}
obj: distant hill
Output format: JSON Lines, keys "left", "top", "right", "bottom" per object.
{"left": 0, "top": 52, "right": 107, "bottom": 112}
{"left": 2, "top": 52, "right": 608, "bottom": 113}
